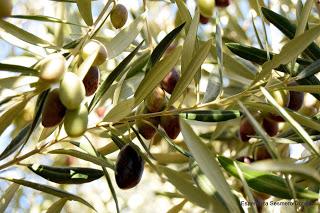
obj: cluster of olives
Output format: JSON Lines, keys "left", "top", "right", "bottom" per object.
{"left": 136, "top": 69, "right": 181, "bottom": 140}
{"left": 239, "top": 82, "right": 304, "bottom": 142}
{"left": 115, "top": 144, "right": 144, "bottom": 189}
{"left": 198, "top": 0, "right": 231, "bottom": 24}
{"left": 41, "top": 39, "right": 107, "bottom": 138}
{"left": 0, "top": 0, "right": 12, "bottom": 18}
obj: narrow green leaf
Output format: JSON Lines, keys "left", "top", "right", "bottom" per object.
{"left": 226, "top": 43, "right": 311, "bottom": 67}
{"left": 218, "top": 156, "right": 319, "bottom": 199}
{"left": 180, "top": 119, "right": 241, "bottom": 213}
{"left": 48, "top": 149, "right": 114, "bottom": 169}
{"left": 249, "top": 160, "right": 320, "bottom": 184}
{"left": 180, "top": 110, "right": 242, "bottom": 123}
{"left": 0, "top": 123, "right": 31, "bottom": 161}
{"left": 103, "top": 98, "right": 134, "bottom": 123}
{"left": 169, "top": 40, "right": 211, "bottom": 106}
{"left": 0, "top": 96, "right": 30, "bottom": 135}
{"left": 0, "top": 19, "right": 56, "bottom": 49}
{"left": 175, "top": 0, "right": 192, "bottom": 31}
{"left": 0, "top": 178, "right": 96, "bottom": 210}
{"left": 148, "top": 22, "right": 185, "bottom": 68}
{"left": 212, "top": 44, "right": 256, "bottom": 79}
{"left": 104, "top": 12, "right": 146, "bottom": 59}
{"left": 295, "top": 0, "right": 313, "bottom": 37}
{"left": 295, "top": 59, "right": 320, "bottom": 80}
{"left": 233, "top": 162, "right": 258, "bottom": 213}
{"left": 9, "top": 15, "right": 86, "bottom": 27}
{"left": 134, "top": 46, "right": 182, "bottom": 105}
{"left": 0, "top": 63, "right": 38, "bottom": 75}
{"left": 257, "top": 25, "right": 320, "bottom": 81}
{"left": 28, "top": 164, "right": 104, "bottom": 184}
{"left": 89, "top": 41, "right": 143, "bottom": 111}
{"left": 76, "top": 0, "right": 93, "bottom": 26}
{"left": 181, "top": 8, "right": 198, "bottom": 74}
{"left": 0, "top": 183, "right": 20, "bottom": 212}
{"left": 261, "top": 7, "right": 320, "bottom": 60}
{"left": 46, "top": 198, "right": 68, "bottom": 213}
{"left": 159, "top": 166, "right": 224, "bottom": 211}
{"left": 167, "top": 199, "right": 187, "bottom": 213}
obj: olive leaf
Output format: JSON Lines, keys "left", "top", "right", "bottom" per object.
{"left": 75, "top": 0, "right": 93, "bottom": 26}
{"left": 0, "top": 183, "right": 20, "bottom": 212}
{"left": 0, "top": 177, "right": 96, "bottom": 210}
{"left": 218, "top": 156, "right": 320, "bottom": 199}
{"left": 27, "top": 164, "right": 104, "bottom": 184}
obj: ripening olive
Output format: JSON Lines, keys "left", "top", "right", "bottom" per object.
{"left": 160, "top": 107, "right": 181, "bottom": 140}
{"left": 64, "top": 104, "right": 88, "bottom": 137}
{"left": 82, "top": 40, "right": 108, "bottom": 66}
{"left": 215, "top": 0, "right": 230, "bottom": 7}
{"left": 254, "top": 145, "right": 271, "bottom": 161}
{"left": 0, "top": 0, "right": 13, "bottom": 18}
{"left": 59, "top": 72, "right": 85, "bottom": 110}
{"left": 199, "top": 14, "right": 209, "bottom": 24}
{"left": 110, "top": 4, "right": 128, "bottom": 29}
{"left": 198, "top": 0, "right": 215, "bottom": 18}
{"left": 136, "top": 115, "right": 160, "bottom": 140}
{"left": 287, "top": 82, "right": 304, "bottom": 111}
{"left": 145, "top": 87, "right": 167, "bottom": 113}
{"left": 262, "top": 118, "right": 278, "bottom": 137}
{"left": 239, "top": 117, "right": 256, "bottom": 142}
{"left": 268, "top": 89, "right": 290, "bottom": 122}
{"left": 42, "top": 89, "right": 66, "bottom": 127}
{"left": 39, "top": 53, "right": 66, "bottom": 83}
{"left": 270, "top": 89, "right": 290, "bottom": 108}
{"left": 83, "top": 66, "right": 100, "bottom": 96}
{"left": 115, "top": 144, "right": 144, "bottom": 189}
{"left": 161, "top": 69, "right": 180, "bottom": 94}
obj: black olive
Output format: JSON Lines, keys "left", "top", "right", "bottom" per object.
{"left": 115, "top": 144, "right": 144, "bottom": 189}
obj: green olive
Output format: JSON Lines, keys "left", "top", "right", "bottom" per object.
{"left": 198, "top": 0, "right": 215, "bottom": 18}
{"left": 270, "top": 89, "right": 290, "bottom": 107}
{"left": 64, "top": 104, "right": 88, "bottom": 137}
{"left": 39, "top": 53, "right": 66, "bottom": 83}
{"left": 81, "top": 40, "right": 108, "bottom": 66}
{"left": 59, "top": 72, "right": 85, "bottom": 110}
{"left": 110, "top": 4, "right": 128, "bottom": 29}
{"left": 0, "top": 0, "right": 13, "bottom": 18}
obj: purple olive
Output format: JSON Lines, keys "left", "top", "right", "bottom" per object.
{"left": 161, "top": 69, "right": 180, "bottom": 94}
{"left": 287, "top": 82, "right": 304, "bottom": 111}
{"left": 239, "top": 118, "right": 256, "bottom": 142}
{"left": 254, "top": 145, "right": 272, "bottom": 161}
{"left": 42, "top": 89, "right": 66, "bottom": 127}
{"left": 160, "top": 107, "right": 180, "bottom": 140}
{"left": 215, "top": 0, "right": 231, "bottom": 7}
{"left": 83, "top": 66, "right": 100, "bottom": 96}
{"left": 115, "top": 144, "right": 144, "bottom": 189}
{"left": 200, "top": 14, "right": 210, "bottom": 24}
{"left": 262, "top": 118, "right": 278, "bottom": 137}
{"left": 136, "top": 107, "right": 160, "bottom": 140}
